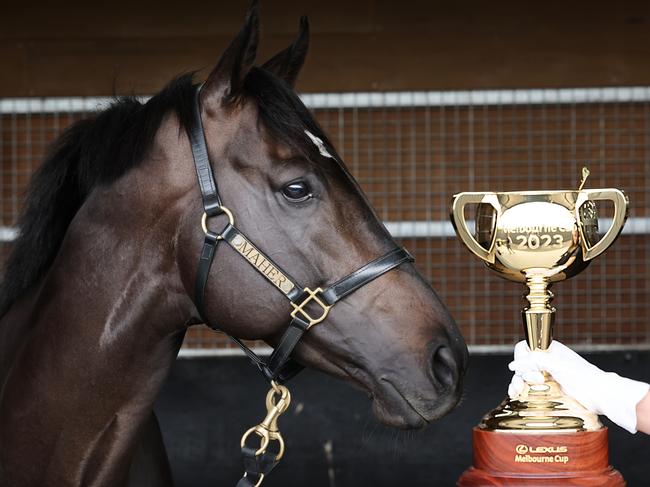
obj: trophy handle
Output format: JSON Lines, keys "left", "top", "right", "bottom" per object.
{"left": 451, "top": 192, "right": 500, "bottom": 264}
{"left": 576, "top": 188, "right": 629, "bottom": 261}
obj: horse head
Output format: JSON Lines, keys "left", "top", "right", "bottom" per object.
{"left": 173, "top": 4, "right": 468, "bottom": 428}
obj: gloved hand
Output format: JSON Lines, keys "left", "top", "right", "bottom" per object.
{"left": 508, "top": 340, "right": 650, "bottom": 433}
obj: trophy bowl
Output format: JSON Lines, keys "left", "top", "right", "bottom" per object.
{"left": 451, "top": 188, "right": 628, "bottom": 354}
{"left": 452, "top": 189, "right": 627, "bottom": 283}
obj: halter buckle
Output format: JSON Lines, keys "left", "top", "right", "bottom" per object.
{"left": 290, "top": 287, "right": 332, "bottom": 329}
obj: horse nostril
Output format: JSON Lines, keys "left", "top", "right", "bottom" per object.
{"left": 430, "top": 345, "right": 457, "bottom": 389}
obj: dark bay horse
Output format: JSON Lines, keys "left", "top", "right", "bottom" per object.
{"left": 0, "top": 4, "right": 468, "bottom": 486}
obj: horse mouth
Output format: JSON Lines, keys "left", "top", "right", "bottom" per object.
{"left": 295, "top": 342, "right": 462, "bottom": 429}
{"left": 371, "top": 377, "right": 430, "bottom": 429}
{"left": 313, "top": 356, "right": 462, "bottom": 430}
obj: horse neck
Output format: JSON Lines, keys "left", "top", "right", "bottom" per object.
{"left": 0, "top": 127, "right": 195, "bottom": 484}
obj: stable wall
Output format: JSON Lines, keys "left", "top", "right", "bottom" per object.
{"left": 2, "top": 0, "right": 650, "bottom": 96}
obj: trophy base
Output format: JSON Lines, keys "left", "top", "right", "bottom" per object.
{"left": 457, "top": 427, "right": 625, "bottom": 486}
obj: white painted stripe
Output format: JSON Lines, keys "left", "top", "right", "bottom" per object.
{"left": 382, "top": 217, "right": 650, "bottom": 238}
{"left": 0, "top": 97, "right": 144, "bottom": 114}
{"left": 0, "top": 226, "right": 18, "bottom": 241}
{"left": 1, "top": 217, "right": 648, "bottom": 243}
{"left": 301, "top": 87, "right": 650, "bottom": 109}
{"left": 178, "top": 346, "right": 273, "bottom": 358}
{"left": 467, "top": 343, "right": 650, "bottom": 354}
{"left": 611, "top": 217, "right": 650, "bottom": 235}
{"left": 3, "top": 87, "right": 650, "bottom": 114}
{"left": 384, "top": 220, "right": 458, "bottom": 238}
{"left": 177, "top": 343, "right": 650, "bottom": 359}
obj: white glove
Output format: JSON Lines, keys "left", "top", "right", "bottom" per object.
{"left": 508, "top": 340, "right": 650, "bottom": 434}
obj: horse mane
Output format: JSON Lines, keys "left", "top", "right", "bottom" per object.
{"left": 0, "top": 67, "right": 331, "bottom": 317}
{"left": 0, "top": 74, "right": 197, "bottom": 316}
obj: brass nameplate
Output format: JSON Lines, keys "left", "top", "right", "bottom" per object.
{"left": 230, "top": 233, "right": 295, "bottom": 295}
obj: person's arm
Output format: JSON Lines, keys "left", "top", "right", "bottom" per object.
{"left": 636, "top": 391, "right": 650, "bottom": 435}
{"left": 508, "top": 340, "right": 650, "bottom": 434}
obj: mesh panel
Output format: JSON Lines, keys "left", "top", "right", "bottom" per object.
{"left": 1, "top": 89, "right": 648, "bottom": 350}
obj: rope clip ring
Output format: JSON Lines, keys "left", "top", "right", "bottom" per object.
{"left": 240, "top": 383, "right": 291, "bottom": 460}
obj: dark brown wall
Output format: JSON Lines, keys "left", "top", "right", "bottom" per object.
{"left": 2, "top": 0, "right": 650, "bottom": 96}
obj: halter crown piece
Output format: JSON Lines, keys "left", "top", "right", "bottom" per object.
{"left": 188, "top": 85, "right": 414, "bottom": 486}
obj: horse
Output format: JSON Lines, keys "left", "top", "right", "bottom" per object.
{"left": 0, "top": 3, "right": 468, "bottom": 486}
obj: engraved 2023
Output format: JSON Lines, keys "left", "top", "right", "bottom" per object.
{"left": 499, "top": 223, "right": 574, "bottom": 251}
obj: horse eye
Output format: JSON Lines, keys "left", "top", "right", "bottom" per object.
{"left": 282, "top": 181, "right": 312, "bottom": 202}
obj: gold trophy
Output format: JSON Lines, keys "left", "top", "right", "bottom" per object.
{"left": 452, "top": 169, "right": 629, "bottom": 486}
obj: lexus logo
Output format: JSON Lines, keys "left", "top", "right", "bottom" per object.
{"left": 515, "top": 444, "right": 568, "bottom": 454}
{"left": 515, "top": 444, "right": 528, "bottom": 454}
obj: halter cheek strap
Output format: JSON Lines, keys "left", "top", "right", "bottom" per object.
{"left": 187, "top": 84, "right": 414, "bottom": 485}
{"left": 189, "top": 88, "right": 222, "bottom": 215}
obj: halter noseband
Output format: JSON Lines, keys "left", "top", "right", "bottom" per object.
{"left": 188, "top": 85, "right": 413, "bottom": 486}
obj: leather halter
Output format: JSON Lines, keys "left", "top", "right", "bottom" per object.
{"left": 188, "top": 84, "right": 414, "bottom": 384}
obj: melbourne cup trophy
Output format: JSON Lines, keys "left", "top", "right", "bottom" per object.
{"left": 451, "top": 169, "right": 629, "bottom": 486}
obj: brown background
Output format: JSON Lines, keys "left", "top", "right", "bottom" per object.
{"left": 3, "top": 0, "right": 650, "bottom": 96}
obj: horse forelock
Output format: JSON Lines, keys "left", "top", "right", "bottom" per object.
{"left": 0, "top": 74, "right": 196, "bottom": 316}
{"left": 243, "top": 67, "right": 339, "bottom": 167}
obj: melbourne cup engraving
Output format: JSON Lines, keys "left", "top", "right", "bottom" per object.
{"left": 451, "top": 180, "right": 628, "bottom": 432}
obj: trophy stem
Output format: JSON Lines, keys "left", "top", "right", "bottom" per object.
{"left": 522, "top": 273, "right": 555, "bottom": 351}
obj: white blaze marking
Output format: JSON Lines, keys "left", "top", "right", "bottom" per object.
{"left": 305, "top": 130, "right": 334, "bottom": 159}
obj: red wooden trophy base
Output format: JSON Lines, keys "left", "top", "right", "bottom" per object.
{"left": 457, "top": 427, "right": 625, "bottom": 486}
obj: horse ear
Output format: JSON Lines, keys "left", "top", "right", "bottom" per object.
{"left": 202, "top": 1, "right": 260, "bottom": 104}
{"left": 261, "top": 16, "right": 309, "bottom": 87}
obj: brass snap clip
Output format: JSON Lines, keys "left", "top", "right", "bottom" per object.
{"left": 240, "top": 381, "right": 292, "bottom": 460}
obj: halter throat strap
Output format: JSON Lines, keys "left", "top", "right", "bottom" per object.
{"left": 187, "top": 85, "right": 413, "bottom": 383}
